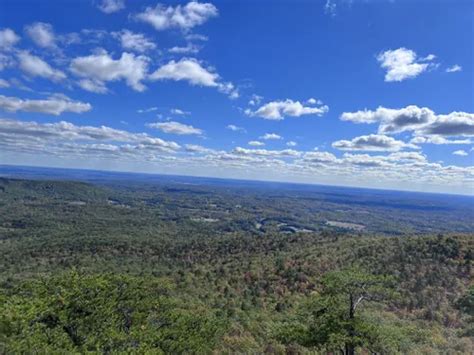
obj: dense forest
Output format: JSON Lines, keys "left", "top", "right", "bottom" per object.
{"left": 0, "top": 175, "right": 473, "bottom": 353}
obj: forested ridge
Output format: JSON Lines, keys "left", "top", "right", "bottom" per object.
{"left": 0, "top": 178, "right": 473, "bottom": 353}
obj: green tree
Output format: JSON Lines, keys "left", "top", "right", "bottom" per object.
{"left": 0, "top": 271, "right": 226, "bottom": 353}
{"left": 457, "top": 285, "right": 474, "bottom": 337}
{"left": 303, "top": 268, "right": 396, "bottom": 354}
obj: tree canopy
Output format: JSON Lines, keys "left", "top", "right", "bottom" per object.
{"left": 0, "top": 271, "right": 226, "bottom": 353}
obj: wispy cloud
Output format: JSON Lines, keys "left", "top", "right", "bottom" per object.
{"left": 147, "top": 121, "right": 203, "bottom": 135}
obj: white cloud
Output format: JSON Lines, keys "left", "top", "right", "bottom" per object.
{"left": 147, "top": 121, "right": 203, "bottom": 135}
{"left": 226, "top": 124, "right": 245, "bottom": 132}
{"left": 0, "top": 28, "right": 20, "bottom": 49}
{"left": 1, "top": 117, "right": 472, "bottom": 194}
{"left": 17, "top": 52, "right": 66, "bottom": 82}
{"left": 377, "top": 48, "right": 435, "bottom": 82}
{"left": 218, "top": 81, "right": 239, "bottom": 99}
{"left": 0, "top": 54, "right": 15, "bottom": 71}
{"left": 0, "top": 118, "right": 180, "bottom": 157}
{"left": 232, "top": 147, "right": 301, "bottom": 157}
{"left": 387, "top": 151, "right": 427, "bottom": 163}
{"left": 77, "top": 79, "right": 108, "bottom": 94}
{"left": 453, "top": 150, "right": 468, "bottom": 156}
{"left": 446, "top": 64, "right": 462, "bottom": 73}
{"left": 70, "top": 50, "right": 149, "bottom": 92}
{"left": 184, "top": 33, "right": 208, "bottom": 41}
{"left": 286, "top": 141, "right": 297, "bottom": 147}
{"left": 114, "top": 30, "right": 156, "bottom": 52}
{"left": 332, "top": 134, "right": 418, "bottom": 152}
{"left": 169, "top": 43, "right": 200, "bottom": 54}
{"left": 422, "top": 112, "right": 474, "bottom": 136}
{"left": 138, "top": 107, "right": 158, "bottom": 113}
{"left": 246, "top": 98, "right": 329, "bottom": 120}
{"left": 307, "top": 97, "right": 321, "bottom": 105}
{"left": 248, "top": 94, "right": 263, "bottom": 106}
{"left": 341, "top": 105, "right": 474, "bottom": 138}
{"left": 324, "top": 0, "right": 337, "bottom": 16}
{"left": 303, "top": 151, "right": 337, "bottom": 163}
{"left": 0, "top": 79, "right": 10, "bottom": 88}
{"left": 6, "top": 78, "right": 31, "bottom": 91}
{"left": 170, "top": 108, "right": 190, "bottom": 115}
{"left": 150, "top": 58, "right": 217, "bottom": 86}
{"left": 410, "top": 136, "right": 472, "bottom": 145}
{"left": 0, "top": 94, "right": 91, "bottom": 115}
{"left": 341, "top": 105, "right": 435, "bottom": 134}
{"left": 149, "top": 58, "right": 238, "bottom": 98}
{"left": 25, "top": 22, "right": 56, "bottom": 48}
{"left": 260, "top": 133, "right": 282, "bottom": 140}
{"left": 185, "top": 144, "right": 211, "bottom": 153}
{"left": 98, "top": 0, "right": 125, "bottom": 14}
{"left": 248, "top": 140, "right": 265, "bottom": 146}
{"left": 342, "top": 153, "right": 390, "bottom": 167}
{"left": 135, "top": 1, "right": 218, "bottom": 31}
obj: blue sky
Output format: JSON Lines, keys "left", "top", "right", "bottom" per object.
{"left": 0, "top": 0, "right": 472, "bottom": 194}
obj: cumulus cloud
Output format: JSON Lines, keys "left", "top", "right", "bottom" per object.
{"left": 199, "top": 148, "right": 472, "bottom": 193}
{"left": 453, "top": 150, "right": 468, "bottom": 156}
{"left": 341, "top": 105, "right": 434, "bottom": 133}
{"left": 446, "top": 64, "right": 462, "bottom": 73}
{"left": 386, "top": 151, "right": 427, "bottom": 163}
{"left": 260, "top": 133, "right": 282, "bottom": 140}
{"left": 342, "top": 152, "right": 427, "bottom": 168}
{"left": 0, "top": 118, "right": 180, "bottom": 158}
{"left": 149, "top": 58, "right": 238, "bottom": 98}
{"left": 184, "top": 144, "right": 211, "bottom": 153}
{"left": 17, "top": 52, "right": 66, "bottom": 82}
{"left": 246, "top": 98, "right": 329, "bottom": 120}
{"left": 113, "top": 30, "right": 156, "bottom": 52}
{"left": 25, "top": 22, "right": 56, "bottom": 48}
{"left": 147, "top": 121, "right": 203, "bottom": 135}
{"left": 1, "top": 117, "right": 472, "bottom": 193}
{"left": 341, "top": 105, "right": 474, "bottom": 138}
{"left": 150, "top": 58, "right": 217, "bottom": 85}
{"left": 98, "top": 0, "right": 125, "bottom": 14}
{"left": 377, "top": 48, "right": 436, "bottom": 82}
{"left": 70, "top": 50, "right": 149, "bottom": 92}
{"left": 420, "top": 112, "right": 474, "bottom": 136}
{"left": 332, "top": 134, "right": 418, "bottom": 152}
{"left": 135, "top": 1, "right": 218, "bottom": 31}
{"left": 307, "top": 97, "right": 321, "bottom": 105}
{"left": 286, "top": 141, "right": 297, "bottom": 147}
{"left": 303, "top": 151, "right": 337, "bottom": 163}
{"left": 0, "top": 94, "right": 92, "bottom": 115}
{"left": 0, "top": 28, "right": 20, "bottom": 49}
{"left": 248, "top": 140, "right": 264, "bottom": 146}
{"left": 342, "top": 153, "right": 390, "bottom": 167}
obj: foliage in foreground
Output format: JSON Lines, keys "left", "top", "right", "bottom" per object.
{"left": 0, "top": 272, "right": 226, "bottom": 353}
{"left": 297, "top": 269, "right": 397, "bottom": 353}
